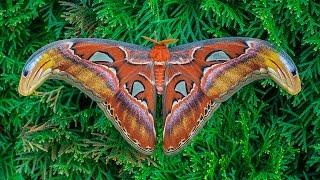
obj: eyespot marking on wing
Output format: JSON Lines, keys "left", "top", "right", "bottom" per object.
{"left": 131, "top": 81, "right": 145, "bottom": 97}
{"left": 174, "top": 80, "right": 188, "bottom": 97}
{"left": 22, "top": 54, "right": 43, "bottom": 77}
{"left": 206, "top": 51, "right": 230, "bottom": 61}
{"left": 89, "top": 51, "right": 114, "bottom": 63}
{"left": 279, "top": 52, "right": 298, "bottom": 76}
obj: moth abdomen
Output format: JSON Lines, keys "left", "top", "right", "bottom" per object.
{"left": 154, "top": 64, "right": 166, "bottom": 94}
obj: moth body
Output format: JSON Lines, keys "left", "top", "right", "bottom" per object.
{"left": 150, "top": 45, "right": 170, "bottom": 94}
{"left": 147, "top": 38, "right": 178, "bottom": 94}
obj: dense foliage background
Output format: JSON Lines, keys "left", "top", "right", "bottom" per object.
{"left": 1, "top": 0, "right": 319, "bottom": 179}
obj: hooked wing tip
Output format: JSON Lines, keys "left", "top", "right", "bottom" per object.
{"left": 262, "top": 48, "right": 301, "bottom": 96}
{"left": 18, "top": 43, "right": 63, "bottom": 96}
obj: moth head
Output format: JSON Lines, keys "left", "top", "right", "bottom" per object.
{"left": 18, "top": 44, "right": 63, "bottom": 96}
{"left": 142, "top": 36, "right": 178, "bottom": 46}
{"left": 259, "top": 46, "right": 301, "bottom": 95}
{"left": 143, "top": 36, "right": 178, "bottom": 62}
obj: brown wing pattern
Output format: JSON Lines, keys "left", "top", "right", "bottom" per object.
{"left": 19, "top": 37, "right": 301, "bottom": 155}
{"left": 163, "top": 38, "right": 301, "bottom": 154}
{"left": 162, "top": 41, "right": 240, "bottom": 153}
{"left": 18, "top": 39, "right": 157, "bottom": 154}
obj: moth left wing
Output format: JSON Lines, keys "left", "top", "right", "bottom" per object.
{"left": 18, "top": 38, "right": 157, "bottom": 154}
{"left": 163, "top": 37, "right": 301, "bottom": 154}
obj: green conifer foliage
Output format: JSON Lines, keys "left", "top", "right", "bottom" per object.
{"left": 0, "top": 0, "right": 319, "bottom": 179}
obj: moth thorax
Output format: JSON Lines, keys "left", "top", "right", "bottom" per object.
{"left": 150, "top": 45, "right": 170, "bottom": 62}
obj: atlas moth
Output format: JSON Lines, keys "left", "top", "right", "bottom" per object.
{"left": 18, "top": 36, "right": 301, "bottom": 155}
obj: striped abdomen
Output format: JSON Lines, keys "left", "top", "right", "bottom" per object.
{"left": 154, "top": 64, "right": 166, "bottom": 94}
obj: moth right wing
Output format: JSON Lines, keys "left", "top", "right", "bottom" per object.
{"left": 18, "top": 38, "right": 157, "bottom": 154}
{"left": 163, "top": 38, "right": 301, "bottom": 154}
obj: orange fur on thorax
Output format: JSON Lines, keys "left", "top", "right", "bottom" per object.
{"left": 150, "top": 45, "right": 171, "bottom": 62}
